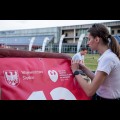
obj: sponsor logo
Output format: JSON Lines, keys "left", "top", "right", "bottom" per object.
{"left": 48, "top": 70, "right": 58, "bottom": 82}
{"left": 3, "top": 70, "right": 20, "bottom": 86}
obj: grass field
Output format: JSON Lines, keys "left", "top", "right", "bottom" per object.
{"left": 67, "top": 53, "right": 100, "bottom": 71}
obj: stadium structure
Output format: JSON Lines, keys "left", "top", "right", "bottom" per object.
{"left": 0, "top": 21, "right": 120, "bottom": 53}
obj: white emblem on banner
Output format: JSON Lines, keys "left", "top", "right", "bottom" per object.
{"left": 48, "top": 70, "right": 58, "bottom": 82}
{"left": 4, "top": 70, "right": 20, "bottom": 86}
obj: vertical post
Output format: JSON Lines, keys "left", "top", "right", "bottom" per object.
{"left": 59, "top": 35, "right": 65, "bottom": 53}
{"left": 77, "top": 34, "right": 85, "bottom": 53}
{"left": 107, "top": 27, "right": 111, "bottom": 34}
{"left": 42, "top": 37, "right": 50, "bottom": 52}
{"left": 29, "top": 37, "right": 35, "bottom": 51}
{"left": 74, "top": 29, "right": 76, "bottom": 43}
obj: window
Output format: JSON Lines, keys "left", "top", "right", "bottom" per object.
{"left": 76, "top": 33, "right": 78, "bottom": 36}
{"left": 117, "top": 30, "right": 120, "bottom": 33}
{"left": 112, "top": 30, "right": 114, "bottom": 34}
{"left": 65, "top": 33, "right": 68, "bottom": 37}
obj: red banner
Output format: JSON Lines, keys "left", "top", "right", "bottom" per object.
{"left": 0, "top": 58, "right": 91, "bottom": 100}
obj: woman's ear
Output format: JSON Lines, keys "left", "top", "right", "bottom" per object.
{"left": 95, "top": 36, "right": 100, "bottom": 43}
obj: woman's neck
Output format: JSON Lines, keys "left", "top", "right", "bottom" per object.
{"left": 98, "top": 45, "right": 109, "bottom": 55}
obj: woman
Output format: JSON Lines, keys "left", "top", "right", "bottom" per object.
{"left": 71, "top": 23, "right": 120, "bottom": 100}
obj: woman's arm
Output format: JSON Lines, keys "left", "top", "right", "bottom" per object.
{"left": 71, "top": 60, "right": 108, "bottom": 97}
{"left": 74, "top": 71, "right": 107, "bottom": 97}
{"left": 71, "top": 60, "right": 95, "bottom": 80}
{"left": 81, "top": 65, "right": 95, "bottom": 80}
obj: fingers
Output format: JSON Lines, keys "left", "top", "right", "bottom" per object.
{"left": 71, "top": 60, "right": 81, "bottom": 64}
{"left": 71, "top": 60, "right": 80, "bottom": 71}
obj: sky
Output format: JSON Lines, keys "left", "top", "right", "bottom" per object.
{"left": 0, "top": 20, "right": 119, "bottom": 31}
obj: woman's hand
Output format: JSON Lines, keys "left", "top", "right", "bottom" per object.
{"left": 71, "top": 60, "right": 81, "bottom": 73}
{"left": 79, "top": 61, "right": 86, "bottom": 71}
{"left": 71, "top": 60, "right": 86, "bottom": 72}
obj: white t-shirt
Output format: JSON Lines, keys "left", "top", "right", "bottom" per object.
{"left": 72, "top": 52, "right": 84, "bottom": 64}
{"left": 96, "top": 49, "right": 120, "bottom": 99}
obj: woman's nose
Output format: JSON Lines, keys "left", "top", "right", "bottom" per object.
{"left": 87, "top": 41, "right": 89, "bottom": 46}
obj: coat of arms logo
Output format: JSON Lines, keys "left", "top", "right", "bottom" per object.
{"left": 4, "top": 70, "right": 20, "bottom": 86}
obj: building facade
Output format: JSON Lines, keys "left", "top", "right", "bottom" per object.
{"left": 0, "top": 21, "right": 120, "bottom": 53}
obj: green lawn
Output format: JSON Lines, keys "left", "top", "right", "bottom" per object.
{"left": 67, "top": 53, "right": 100, "bottom": 71}
{"left": 84, "top": 54, "right": 100, "bottom": 71}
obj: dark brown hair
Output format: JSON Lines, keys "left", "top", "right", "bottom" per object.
{"left": 81, "top": 47, "right": 87, "bottom": 51}
{"left": 88, "top": 23, "right": 120, "bottom": 59}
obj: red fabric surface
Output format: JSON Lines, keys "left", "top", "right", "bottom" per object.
{"left": 0, "top": 49, "right": 90, "bottom": 100}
